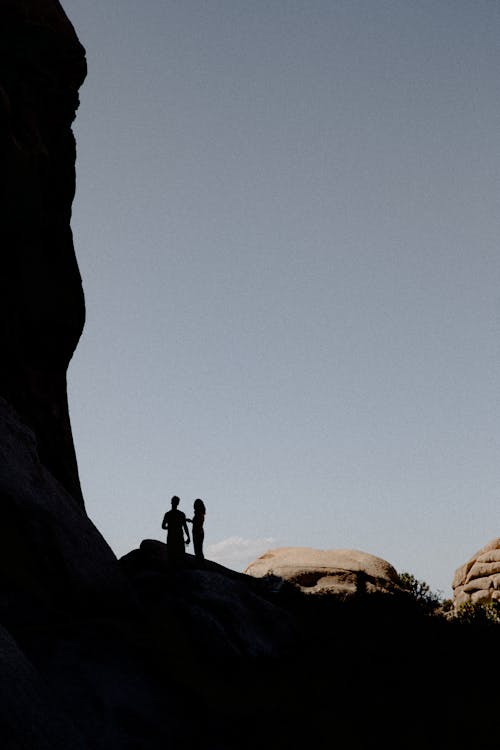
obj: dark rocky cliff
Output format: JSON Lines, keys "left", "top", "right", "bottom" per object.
{"left": 0, "top": 0, "right": 85, "bottom": 506}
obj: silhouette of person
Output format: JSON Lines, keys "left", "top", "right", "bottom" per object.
{"left": 161, "top": 496, "right": 190, "bottom": 565}
{"left": 187, "top": 498, "right": 206, "bottom": 560}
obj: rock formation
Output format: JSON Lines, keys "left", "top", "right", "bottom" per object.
{"left": 452, "top": 538, "right": 500, "bottom": 608}
{"left": 0, "top": 0, "right": 86, "bottom": 505}
{"left": 0, "top": 396, "right": 132, "bottom": 617}
{"left": 244, "top": 546, "right": 402, "bottom": 595}
{"left": 1, "top": 3, "right": 500, "bottom": 748}
{"left": 119, "top": 539, "right": 300, "bottom": 659}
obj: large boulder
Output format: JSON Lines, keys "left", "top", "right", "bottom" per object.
{"left": 244, "top": 546, "right": 402, "bottom": 596}
{"left": 452, "top": 538, "right": 500, "bottom": 608}
{"left": 0, "top": 0, "right": 87, "bottom": 505}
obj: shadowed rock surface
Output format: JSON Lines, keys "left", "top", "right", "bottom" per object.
{"left": 0, "top": 0, "right": 86, "bottom": 505}
{"left": 0, "top": 396, "right": 135, "bottom": 622}
{"left": 120, "top": 539, "right": 301, "bottom": 659}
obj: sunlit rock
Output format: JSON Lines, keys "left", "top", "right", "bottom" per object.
{"left": 244, "top": 546, "right": 402, "bottom": 595}
{"left": 452, "top": 538, "right": 500, "bottom": 608}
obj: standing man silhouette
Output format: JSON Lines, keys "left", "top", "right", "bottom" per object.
{"left": 162, "top": 496, "right": 190, "bottom": 565}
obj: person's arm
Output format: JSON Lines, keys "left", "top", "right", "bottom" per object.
{"left": 183, "top": 519, "right": 191, "bottom": 544}
{"left": 161, "top": 514, "right": 168, "bottom": 530}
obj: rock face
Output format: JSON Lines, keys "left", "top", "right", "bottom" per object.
{"left": 120, "top": 540, "right": 301, "bottom": 660}
{"left": 0, "top": 0, "right": 86, "bottom": 505}
{"left": 452, "top": 538, "right": 500, "bottom": 608}
{"left": 0, "top": 396, "right": 132, "bottom": 620}
{"left": 244, "top": 546, "right": 402, "bottom": 595}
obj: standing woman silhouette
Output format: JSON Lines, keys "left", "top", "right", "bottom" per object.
{"left": 188, "top": 498, "right": 206, "bottom": 560}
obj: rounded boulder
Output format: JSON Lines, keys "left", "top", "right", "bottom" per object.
{"left": 452, "top": 538, "right": 500, "bottom": 608}
{"left": 244, "top": 546, "right": 401, "bottom": 596}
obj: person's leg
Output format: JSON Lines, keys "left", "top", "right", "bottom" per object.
{"left": 194, "top": 532, "right": 204, "bottom": 559}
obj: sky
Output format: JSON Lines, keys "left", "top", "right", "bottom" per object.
{"left": 61, "top": 0, "right": 500, "bottom": 598}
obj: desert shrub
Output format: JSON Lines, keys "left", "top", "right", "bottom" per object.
{"left": 453, "top": 599, "right": 500, "bottom": 626}
{"left": 398, "top": 572, "right": 443, "bottom": 614}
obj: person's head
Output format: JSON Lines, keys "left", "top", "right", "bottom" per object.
{"left": 171, "top": 495, "right": 180, "bottom": 508}
{"left": 194, "top": 498, "right": 205, "bottom": 513}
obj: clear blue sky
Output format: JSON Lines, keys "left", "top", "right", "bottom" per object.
{"left": 62, "top": 0, "right": 500, "bottom": 597}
